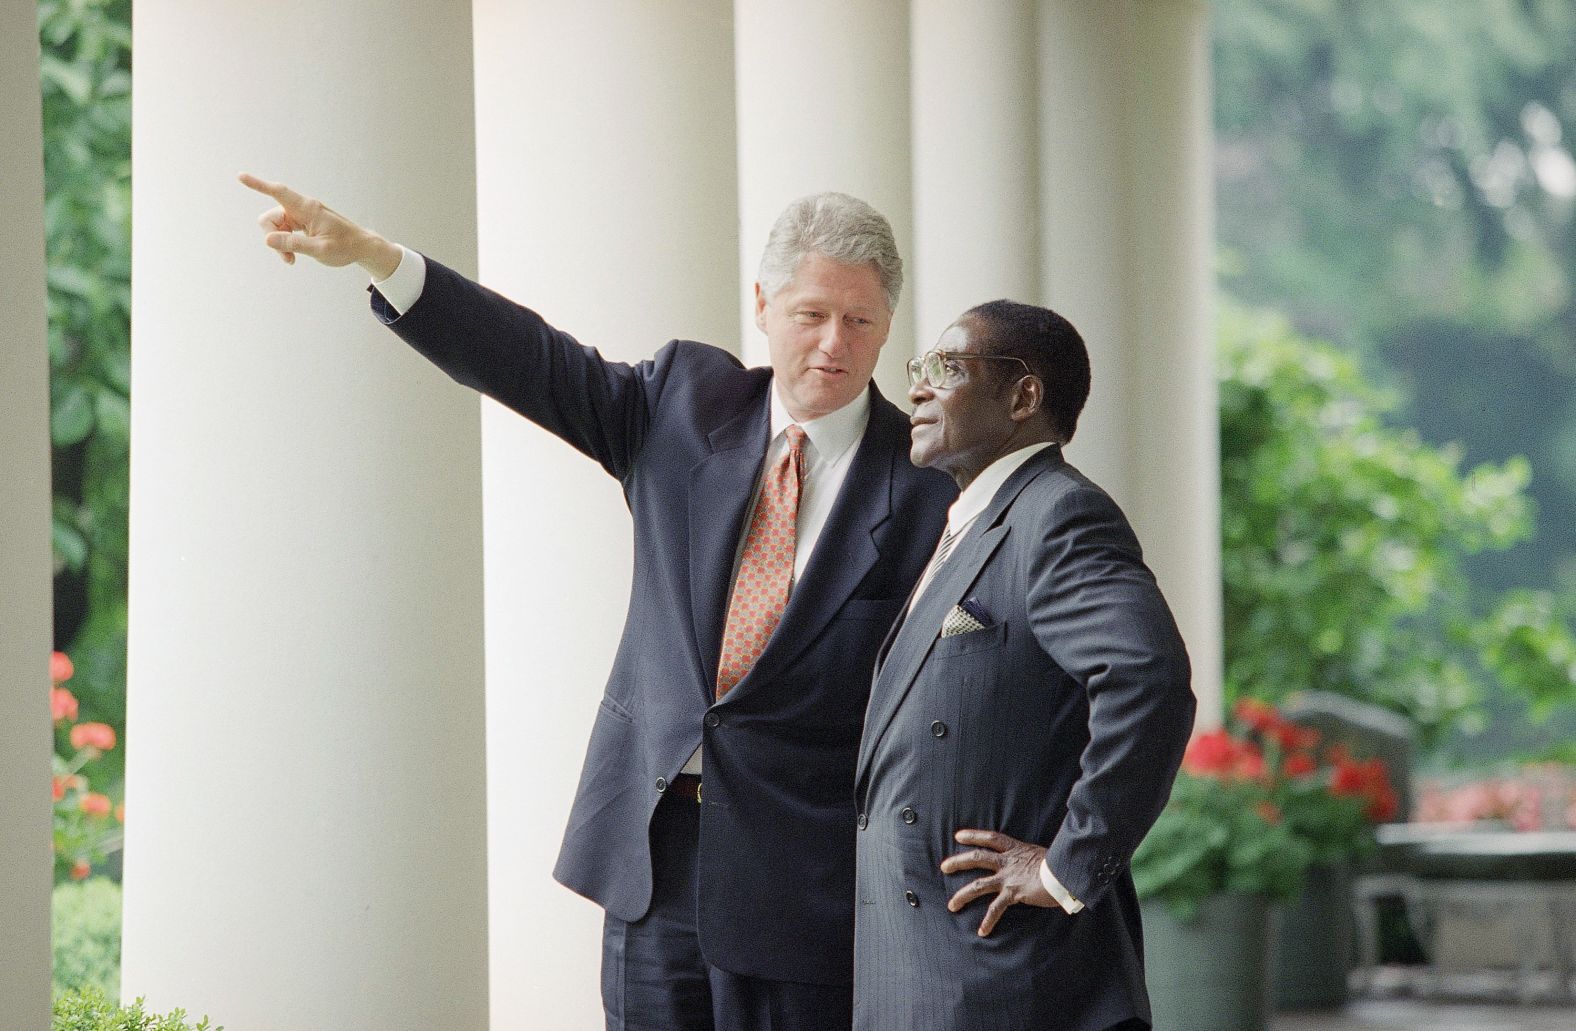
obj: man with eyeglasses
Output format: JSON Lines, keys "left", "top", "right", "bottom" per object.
{"left": 852, "top": 301, "right": 1195, "bottom": 1031}
{"left": 239, "top": 174, "right": 954, "bottom": 1031}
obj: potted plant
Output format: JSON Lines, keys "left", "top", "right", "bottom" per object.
{"left": 1232, "top": 699, "right": 1397, "bottom": 1009}
{"left": 1134, "top": 720, "right": 1310, "bottom": 1031}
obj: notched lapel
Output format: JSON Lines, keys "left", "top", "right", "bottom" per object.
{"left": 723, "top": 414, "right": 895, "bottom": 700}
{"left": 855, "top": 522, "right": 1011, "bottom": 786}
{"left": 688, "top": 404, "right": 770, "bottom": 692}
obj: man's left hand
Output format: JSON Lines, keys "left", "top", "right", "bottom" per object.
{"left": 940, "top": 828, "right": 1059, "bottom": 937}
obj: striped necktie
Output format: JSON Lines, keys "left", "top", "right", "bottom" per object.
{"left": 912, "top": 523, "right": 960, "bottom": 602}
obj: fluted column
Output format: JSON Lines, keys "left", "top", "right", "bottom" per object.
{"left": 1038, "top": 0, "right": 1222, "bottom": 724}
{"left": 123, "top": 3, "right": 487, "bottom": 1026}
{"left": 735, "top": 0, "right": 916, "bottom": 399}
{"left": 471, "top": 1, "right": 740, "bottom": 1024}
{"left": 0, "top": 7, "right": 54, "bottom": 1026}
{"left": 910, "top": 0, "right": 1041, "bottom": 348}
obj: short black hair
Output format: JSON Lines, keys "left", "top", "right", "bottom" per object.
{"left": 960, "top": 299, "right": 1091, "bottom": 443}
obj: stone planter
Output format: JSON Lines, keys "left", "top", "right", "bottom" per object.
{"left": 1273, "top": 861, "right": 1353, "bottom": 1009}
{"left": 1143, "top": 892, "right": 1276, "bottom": 1031}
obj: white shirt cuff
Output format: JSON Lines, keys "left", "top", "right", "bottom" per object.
{"left": 371, "top": 245, "right": 426, "bottom": 316}
{"left": 1040, "top": 860, "right": 1084, "bottom": 913}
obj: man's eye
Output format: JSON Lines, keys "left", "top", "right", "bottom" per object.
{"left": 849, "top": 317, "right": 873, "bottom": 328}
{"left": 944, "top": 360, "right": 964, "bottom": 376}
{"left": 793, "top": 311, "right": 826, "bottom": 323}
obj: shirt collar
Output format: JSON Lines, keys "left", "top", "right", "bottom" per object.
{"left": 946, "top": 442, "right": 1057, "bottom": 533}
{"left": 768, "top": 380, "right": 871, "bottom": 466}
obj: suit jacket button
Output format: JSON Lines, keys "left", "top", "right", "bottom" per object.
{"left": 905, "top": 890, "right": 919, "bottom": 907}
{"left": 931, "top": 721, "right": 948, "bottom": 738}
{"left": 857, "top": 813, "right": 868, "bottom": 830}
{"left": 900, "top": 806, "right": 918, "bottom": 824}
{"left": 655, "top": 777, "right": 667, "bottom": 793}
{"left": 704, "top": 712, "right": 721, "bottom": 728}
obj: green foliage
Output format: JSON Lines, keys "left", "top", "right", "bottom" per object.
{"left": 40, "top": 0, "right": 132, "bottom": 793}
{"left": 1217, "top": 302, "right": 1576, "bottom": 746}
{"left": 52, "top": 878, "right": 121, "bottom": 1000}
{"left": 53, "top": 987, "right": 220, "bottom": 1031}
{"left": 1213, "top": 0, "right": 1576, "bottom": 602}
{"left": 1133, "top": 773, "right": 1310, "bottom": 920}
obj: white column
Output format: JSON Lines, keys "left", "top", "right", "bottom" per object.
{"left": 471, "top": 2, "right": 739, "bottom": 1024}
{"left": 735, "top": 0, "right": 916, "bottom": 400}
{"left": 910, "top": 0, "right": 1041, "bottom": 349}
{"left": 0, "top": 8, "right": 54, "bottom": 1027}
{"left": 123, "top": 4, "right": 488, "bottom": 1027}
{"left": 1038, "top": 0, "right": 1222, "bottom": 725}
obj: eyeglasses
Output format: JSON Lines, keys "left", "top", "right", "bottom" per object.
{"left": 906, "top": 349, "right": 1032, "bottom": 390}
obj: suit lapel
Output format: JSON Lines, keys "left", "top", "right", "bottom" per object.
{"left": 688, "top": 399, "right": 771, "bottom": 694}
{"left": 855, "top": 445, "right": 1064, "bottom": 787}
{"left": 720, "top": 385, "right": 900, "bottom": 702}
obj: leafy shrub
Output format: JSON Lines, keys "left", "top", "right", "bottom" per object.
{"left": 52, "top": 987, "right": 221, "bottom": 1031}
{"left": 52, "top": 877, "right": 121, "bottom": 999}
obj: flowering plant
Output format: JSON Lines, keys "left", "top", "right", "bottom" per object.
{"left": 51, "top": 652, "right": 124, "bottom": 882}
{"left": 1133, "top": 698, "right": 1397, "bottom": 918}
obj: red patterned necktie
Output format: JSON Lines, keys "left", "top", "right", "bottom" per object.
{"left": 716, "top": 424, "right": 807, "bottom": 699}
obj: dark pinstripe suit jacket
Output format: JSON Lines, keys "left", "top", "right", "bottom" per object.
{"left": 852, "top": 446, "right": 1195, "bottom": 1030}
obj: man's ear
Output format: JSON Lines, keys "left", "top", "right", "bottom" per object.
{"left": 753, "top": 282, "right": 768, "bottom": 333}
{"left": 1010, "top": 375, "right": 1044, "bottom": 423}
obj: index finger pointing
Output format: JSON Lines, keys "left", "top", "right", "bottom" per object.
{"left": 238, "top": 172, "right": 306, "bottom": 209}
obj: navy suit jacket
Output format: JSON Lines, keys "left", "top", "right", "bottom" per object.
{"left": 373, "top": 259, "right": 954, "bottom": 985}
{"left": 853, "top": 446, "right": 1195, "bottom": 1029}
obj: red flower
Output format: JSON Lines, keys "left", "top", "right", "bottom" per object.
{"left": 51, "top": 775, "right": 73, "bottom": 803}
{"left": 1255, "top": 801, "right": 1282, "bottom": 824}
{"left": 114, "top": 803, "right": 125, "bottom": 823}
{"left": 1283, "top": 752, "right": 1318, "bottom": 778}
{"left": 69, "top": 722, "right": 116, "bottom": 751}
{"left": 1331, "top": 759, "right": 1367, "bottom": 796}
{"left": 70, "top": 859, "right": 91, "bottom": 881}
{"left": 78, "top": 792, "right": 112, "bottom": 818}
{"left": 1232, "top": 742, "right": 1268, "bottom": 781}
{"left": 50, "top": 651, "right": 74, "bottom": 684}
{"left": 1183, "top": 729, "right": 1238, "bottom": 776}
{"left": 1367, "top": 785, "right": 1400, "bottom": 823}
{"left": 51, "top": 687, "right": 79, "bottom": 723}
{"left": 1233, "top": 698, "right": 1279, "bottom": 733}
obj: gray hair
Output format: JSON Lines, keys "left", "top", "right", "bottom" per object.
{"left": 756, "top": 192, "right": 903, "bottom": 311}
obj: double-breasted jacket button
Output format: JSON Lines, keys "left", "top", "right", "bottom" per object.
{"left": 931, "top": 721, "right": 948, "bottom": 738}
{"left": 704, "top": 712, "right": 721, "bottom": 728}
{"left": 905, "top": 890, "right": 919, "bottom": 907}
{"left": 900, "top": 806, "right": 918, "bottom": 825}
{"left": 655, "top": 777, "right": 667, "bottom": 793}
{"left": 857, "top": 813, "right": 869, "bottom": 830}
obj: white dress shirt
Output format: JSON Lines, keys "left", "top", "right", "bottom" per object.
{"left": 912, "top": 441, "right": 1085, "bottom": 915}
{"left": 371, "top": 247, "right": 871, "bottom": 776}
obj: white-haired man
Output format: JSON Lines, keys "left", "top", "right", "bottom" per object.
{"left": 241, "top": 175, "right": 954, "bottom": 1030}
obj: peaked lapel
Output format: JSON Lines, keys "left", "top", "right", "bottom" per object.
{"left": 688, "top": 394, "right": 771, "bottom": 695}
{"left": 718, "top": 385, "right": 902, "bottom": 703}
{"left": 855, "top": 445, "right": 1064, "bottom": 787}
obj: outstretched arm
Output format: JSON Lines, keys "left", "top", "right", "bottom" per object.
{"left": 239, "top": 172, "right": 402, "bottom": 280}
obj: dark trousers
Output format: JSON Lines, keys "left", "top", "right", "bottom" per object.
{"left": 601, "top": 790, "right": 853, "bottom": 1031}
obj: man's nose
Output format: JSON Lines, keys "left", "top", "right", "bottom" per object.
{"left": 818, "top": 320, "right": 850, "bottom": 356}
{"left": 908, "top": 378, "right": 932, "bottom": 406}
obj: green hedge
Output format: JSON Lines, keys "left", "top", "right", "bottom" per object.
{"left": 53, "top": 987, "right": 220, "bottom": 1031}
{"left": 52, "top": 877, "right": 121, "bottom": 999}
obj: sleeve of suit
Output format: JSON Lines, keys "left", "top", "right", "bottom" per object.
{"left": 1027, "top": 485, "right": 1196, "bottom": 910}
{"left": 367, "top": 250, "right": 668, "bottom": 482}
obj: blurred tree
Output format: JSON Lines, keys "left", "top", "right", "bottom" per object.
{"left": 1219, "top": 303, "right": 1576, "bottom": 752}
{"left": 1214, "top": 0, "right": 1576, "bottom": 598}
{"left": 40, "top": 0, "right": 131, "bottom": 791}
